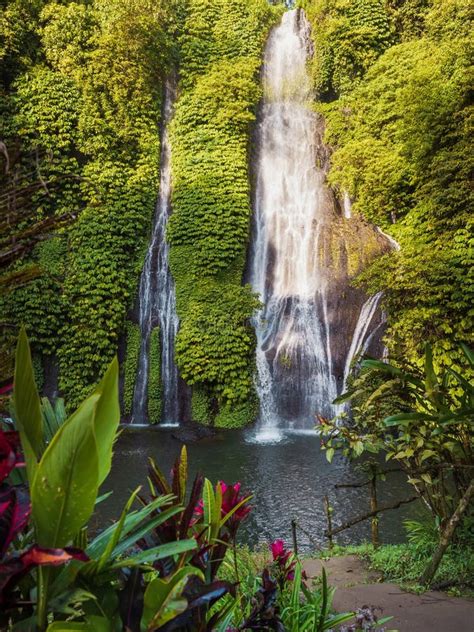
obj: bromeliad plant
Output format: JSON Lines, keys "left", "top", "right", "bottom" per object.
{"left": 127, "top": 448, "right": 253, "bottom": 630}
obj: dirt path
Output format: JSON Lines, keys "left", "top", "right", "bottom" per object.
{"left": 303, "top": 555, "right": 474, "bottom": 632}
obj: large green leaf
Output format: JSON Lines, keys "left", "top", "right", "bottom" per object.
{"left": 460, "top": 343, "right": 474, "bottom": 368}
{"left": 47, "top": 615, "right": 111, "bottom": 631}
{"left": 31, "top": 394, "right": 100, "bottom": 547}
{"left": 92, "top": 357, "right": 120, "bottom": 485}
{"left": 383, "top": 412, "right": 432, "bottom": 426}
{"left": 94, "top": 487, "right": 141, "bottom": 572}
{"left": 111, "top": 539, "right": 197, "bottom": 569}
{"left": 142, "top": 566, "right": 203, "bottom": 630}
{"left": 14, "top": 327, "right": 44, "bottom": 482}
{"left": 85, "top": 493, "right": 175, "bottom": 560}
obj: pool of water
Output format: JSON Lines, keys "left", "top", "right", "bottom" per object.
{"left": 97, "top": 427, "right": 424, "bottom": 552}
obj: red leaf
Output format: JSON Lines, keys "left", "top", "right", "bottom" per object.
{"left": 0, "top": 487, "right": 30, "bottom": 558}
{"left": 0, "top": 546, "right": 89, "bottom": 603}
{"left": 0, "top": 431, "right": 19, "bottom": 483}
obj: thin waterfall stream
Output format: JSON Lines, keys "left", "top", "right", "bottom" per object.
{"left": 249, "top": 9, "right": 388, "bottom": 437}
{"left": 132, "top": 80, "right": 180, "bottom": 425}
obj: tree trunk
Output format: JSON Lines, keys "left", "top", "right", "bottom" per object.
{"left": 419, "top": 479, "right": 474, "bottom": 586}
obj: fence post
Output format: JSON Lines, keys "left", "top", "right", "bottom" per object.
{"left": 369, "top": 465, "right": 379, "bottom": 548}
{"left": 323, "top": 495, "right": 333, "bottom": 549}
{"left": 291, "top": 519, "right": 298, "bottom": 556}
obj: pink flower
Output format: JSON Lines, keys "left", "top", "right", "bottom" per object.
{"left": 269, "top": 539, "right": 296, "bottom": 582}
{"left": 219, "top": 482, "right": 252, "bottom": 523}
{"left": 270, "top": 539, "right": 286, "bottom": 560}
{"left": 0, "top": 430, "right": 23, "bottom": 484}
{"left": 193, "top": 481, "right": 252, "bottom": 534}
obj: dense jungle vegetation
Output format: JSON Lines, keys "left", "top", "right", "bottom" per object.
{"left": 1, "top": 0, "right": 472, "bottom": 427}
{"left": 302, "top": 0, "right": 473, "bottom": 372}
{"left": 0, "top": 1, "right": 473, "bottom": 629}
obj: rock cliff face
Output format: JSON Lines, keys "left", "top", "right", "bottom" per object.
{"left": 247, "top": 8, "right": 390, "bottom": 428}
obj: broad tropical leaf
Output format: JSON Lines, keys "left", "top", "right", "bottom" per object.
{"left": 13, "top": 328, "right": 44, "bottom": 482}
{"left": 91, "top": 357, "right": 120, "bottom": 486}
{"left": 31, "top": 394, "right": 100, "bottom": 547}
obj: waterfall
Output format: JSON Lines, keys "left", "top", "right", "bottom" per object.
{"left": 132, "top": 80, "right": 180, "bottom": 425}
{"left": 342, "top": 291, "right": 384, "bottom": 390}
{"left": 343, "top": 192, "right": 352, "bottom": 219}
{"left": 249, "top": 9, "right": 388, "bottom": 436}
{"left": 249, "top": 9, "right": 338, "bottom": 432}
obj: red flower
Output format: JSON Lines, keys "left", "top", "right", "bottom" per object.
{"left": 219, "top": 482, "right": 252, "bottom": 523}
{"left": 270, "top": 539, "right": 296, "bottom": 582}
{"left": 193, "top": 481, "right": 252, "bottom": 534}
{"left": 270, "top": 539, "right": 286, "bottom": 560}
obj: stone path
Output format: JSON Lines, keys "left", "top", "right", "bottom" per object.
{"left": 303, "top": 555, "right": 474, "bottom": 632}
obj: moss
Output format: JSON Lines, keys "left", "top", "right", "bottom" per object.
{"left": 214, "top": 393, "right": 259, "bottom": 429}
{"left": 123, "top": 321, "right": 140, "bottom": 416}
{"left": 147, "top": 327, "right": 162, "bottom": 424}
{"left": 191, "top": 385, "right": 212, "bottom": 426}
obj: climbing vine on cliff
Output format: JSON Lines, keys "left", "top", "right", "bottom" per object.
{"left": 302, "top": 0, "right": 473, "bottom": 373}
{"left": 1, "top": 0, "right": 176, "bottom": 407}
{"left": 169, "top": 0, "right": 279, "bottom": 427}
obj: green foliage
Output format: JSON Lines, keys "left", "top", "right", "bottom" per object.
{"left": 32, "top": 354, "right": 44, "bottom": 391}
{"left": 325, "top": 344, "right": 474, "bottom": 525}
{"left": 0, "top": 0, "right": 47, "bottom": 89}
{"left": 386, "top": 0, "right": 431, "bottom": 41}
{"left": 365, "top": 539, "right": 474, "bottom": 588}
{"left": 2, "top": 238, "right": 68, "bottom": 360}
{"left": 1, "top": 0, "right": 174, "bottom": 407}
{"left": 123, "top": 321, "right": 140, "bottom": 415}
{"left": 191, "top": 385, "right": 212, "bottom": 426}
{"left": 301, "top": 0, "right": 393, "bottom": 98}
{"left": 123, "top": 321, "right": 140, "bottom": 416}
{"left": 316, "top": 0, "right": 473, "bottom": 367}
{"left": 215, "top": 395, "right": 259, "bottom": 429}
{"left": 148, "top": 327, "right": 162, "bottom": 424}
{"left": 169, "top": 0, "right": 278, "bottom": 427}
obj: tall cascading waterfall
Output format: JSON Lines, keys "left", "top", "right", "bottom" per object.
{"left": 248, "top": 9, "right": 388, "bottom": 434}
{"left": 249, "top": 9, "right": 337, "bottom": 431}
{"left": 132, "top": 80, "right": 181, "bottom": 425}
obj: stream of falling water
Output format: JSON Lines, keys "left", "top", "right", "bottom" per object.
{"left": 249, "top": 9, "right": 338, "bottom": 435}
{"left": 132, "top": 80, "right": 180, "bottom": 425}
{"left": 342, "top": 291, "right": 385, "bottom": 390}
{"left": 248, "top": 9, "right": 387, "bottom": 438}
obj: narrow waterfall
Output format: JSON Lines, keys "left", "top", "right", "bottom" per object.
{"left": 249, "top": 9, "right": 338, "bottom": 431}
{"left": 132, "top": 80, "right": 180, "bottom": 425}
{"left": 342, "top": 291, "right": 384, "bottom": 390}
{"left": 249, "top": 9, "right": 388, "bottom": 434}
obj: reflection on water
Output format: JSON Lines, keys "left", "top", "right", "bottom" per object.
{"left": 98, "top": 428, "right": 423, "bottom": 552}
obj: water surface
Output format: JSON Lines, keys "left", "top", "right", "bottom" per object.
{"left": 98, "top": 428, "right": 423, "bottom": 553}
